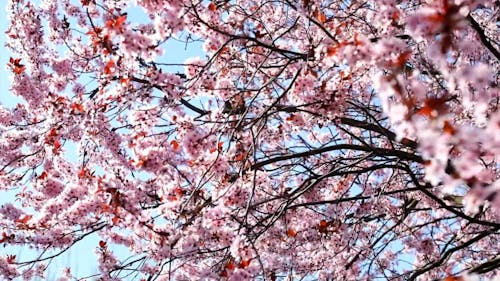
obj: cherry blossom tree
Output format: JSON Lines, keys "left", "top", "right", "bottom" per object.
{"left": 0, "top": 0, "right": 499, "bottom": 280}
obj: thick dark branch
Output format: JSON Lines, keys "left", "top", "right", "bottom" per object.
{"left": 288, "top": 186, "right": 425, "bottom": 209}
{"left": 251, "top": 143, "right": 422, "bottom": 170}
{"left": 467, "top": 14, "right": 500, "bottom": 61}
{"left": 339, "top": 117, "right": 417, "bottom": 149}
{"left": 130, "top": 76, "right": 210, "bottom": 116}
{"left": 403, "top": 165, "right": 500, "bottom": 228}
{"left": 408, "top": 226, "right": 500, "bottom": 281}
{"left": 469, "top": 256, "right": 500, "bottom": 274}
{"left": 179, "top": 98, "right": 210, "bottom": 116}
{"left": 369, "top": 34, "right": 412, "bottom": 43}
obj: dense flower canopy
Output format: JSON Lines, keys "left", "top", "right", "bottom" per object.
{"left": 0, "top": 0, "right": 499, "bottom": 280}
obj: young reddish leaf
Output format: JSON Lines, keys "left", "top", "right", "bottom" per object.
{"left": 115, "top": 15, "right": 127, "bottom": 27}
{"left": 0, "top": 232, "right": 14, "bottom": 244}
{"left": 318, "top": 219, "right": 328, "bottom": 233}
{"left": 100, "top": 203, "right": 112, "bottom": 213}
{"left": 395, "top": 51, "right": 412, "bottom": 68}
{"left": 47, "top": 128, "right": 58, "bottom": 140}
{"left": 8, "top": 57, "right": 25, "bottom": 74}
{"left": 104, "top": 59, "right": 115, "bottom": 75}
{"left": 99, "top": 240, "right": 107, "bottom": 248}
{"left": 391, "top": 10, "right": 400, "bottom": 22}
{"left": 354, "top": 34, "right": 363, "bottom": 46}
{"left": 287, "top": 228, "right": 297, "bottom": 237}
{"left": 174, "top": 187, "right": 185, "bottom": 197}
{"left": 234, "top": 152, "right": 247, "bottom": 162}
{"left": 86, "top": 26, "right": 102, "bottom": 36}
{"left": 170, "top": 140, "right": 180, "bottom": 151}
{"left": 6, "top": 255, "right": 16, "bottom": 264}
{"left": 327, "top": 42, "right": 348, "bottom": 57}
{"left": 225, "top": 260, "right": 236, "bottom": 270}
{"left": 70, "top": 103, "right": 85, "bottom": 112}
{"left": 38, "top": 171, "right": 48, "bottom": 180}
{"left": 53, "top": 139, "right": 62, "bottom": 151}
{"left": 238, "top": 259, "right": 251, "bottom": 268}
{"left": 15, "top": 215, "right": 32, "bottom": 224}
{"left": 443, "top": 120, "right": 455, "bottom": 135}
{"left": 417, "top": 97, "right": 449, "bottom": 117}
{"left": 334, "top": 22, "right": 347, "bottom": 35}
{"left": 120, "top": 77, "right": 130, "bottom": 86}
{"left": 209, "top": 141, "right": 224, "bottom": 153}
{"left": 313, "top": 9, "right": 326, "bottom": 23}
{"left": 105, "top": 14, "right": 127, "bottom": 30}
{"left": 317, "top": 12, "right": 327, "bottom": 23}
{"left": 208, "top": 2, "right": 217, "bottom": 11}
{"left": 340, "top": 70, "right": 351, "bottom": 80}
{"left": 78, "top": 168, "right": 87, "bottom": 179}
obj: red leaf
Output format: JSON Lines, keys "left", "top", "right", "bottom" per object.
{"left": 239, "top": 259, "right": 251, "bottom": 268}
{"left": 327, "top": 42, "right": 348, "bottom": 57}
{"left": 395, "top": 51, "right": 412, "bottom": 68}
{"left": 13, "top": 66, "right": 26, "bottom": 75}
{"left": 53, "top": 139, "right": 62, "bottom": 150}
{"left": 170, "top": 140, "right": 180, "bottom": 151}
{"left": 317, "top": 12, "right": 327, "bottom": 23}
{"left": 210, "top": 142, "right": 223, "bottom": 153}
{"left": 78, "top": 168, "right": 87, "bottom": 179}
{"left": 6, "top": 255, "right": 16, "bottom": 264}
{"left": 174, "top": 187, "right": 185, "bottom": 197}
{"left": 0, "top": 233, "right": 7, "bottom": 243}
{"left": 70, "top": 103, "right": 85, "bottom": 112}
{"left": 318, "top": 219, "right": 328, "bottom": 233}
{"left": 208, "top": 2, "right": 217, "bottom": 11}
{"left": 105, "top": 14, "right": 127, "bottom": 30}
{"left": 48, "top": 128, "right": 58, "bottom": 138}
{"left": 287, "top": 228, "right": 297, "bottom": 237}
{"left": 115, "top": 15, "right": 127, "bottom": 27}
{"left": 443, "top": 120, "right": 455, "bottom": 135}
{"left": 15, "top": 215, "right": 32, "bottom": 224}
{"left": 225, "top": 260, "right": 236, "bottom": 270}
{"left": 312, "top": 9, "right": 326, "bottom": 23}
{"left": 234, "top": 152, "right": 247, "bottom": 162}
{"left": 86, "top": 27, "right": 102, "bottom": 36}
{"left": 120, "top": 77, "right": 130, "bottom": 86}
{"left": 8, "top": 57, "right": 25, "bottom": 74}
{"left": 38, "top": 171, "right": 48, "bottom": 180}
{"left": 417, "top": 97, "right": 449, "bottom": 117}
{"left": 391, "top": 10, "right": 400, "bottom": 22}
{"left": 104, "top": 59, "right": 115, "bottom": 75}
{"left": 99, "top": 240, "right": 107, "bottom": 248}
